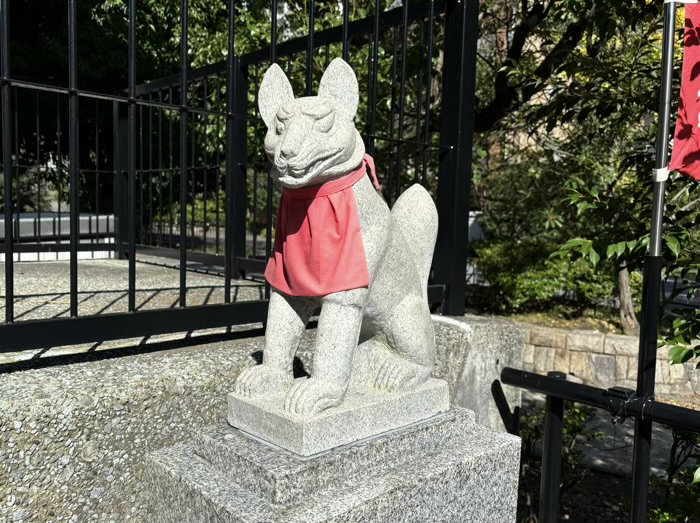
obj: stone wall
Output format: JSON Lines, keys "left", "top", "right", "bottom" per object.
{"left": 522, "top": 325, "right": 700, "bottom": 396}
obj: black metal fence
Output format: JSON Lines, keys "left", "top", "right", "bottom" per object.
{"left": 501, "top": 368, "right": 700, "bottom": 523}
{"left": 0, "top": 0, "right": 478, "bottom": 352}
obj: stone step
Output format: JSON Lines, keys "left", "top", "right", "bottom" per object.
{"left": 193, "top": 408, "right": 468, "bottom": 507}
{"left": 144, "top": 407, "right": 522, "bottom": 523}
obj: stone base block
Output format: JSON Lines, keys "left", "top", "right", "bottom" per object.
{"left": 227, "top": 377, "right": 450, "bottom": 456}
{"left": 144, "top": 407, "right": 521, "bottom": 523}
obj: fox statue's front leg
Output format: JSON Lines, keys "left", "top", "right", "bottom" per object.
{"left": 235, "top": 288, "right": 368, "bottom": 416}
{"left": 234, "top": 291, "right": 317, "bottom": 397}
{"left": 285, "top": 288, "right": 368, "bottom": 416}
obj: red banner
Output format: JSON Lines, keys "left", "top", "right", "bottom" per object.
{"left": 670, "top": 4, "right": 700, "bottom": 180}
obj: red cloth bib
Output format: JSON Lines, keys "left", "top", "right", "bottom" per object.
{"left": 265, "top": 155, "right": 380, "bottom": 297}
{"left": 670, "top": 4, "right": 700, "bottom": 180}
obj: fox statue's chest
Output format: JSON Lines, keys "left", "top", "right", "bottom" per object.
{"left": 264, "top": 155, "right": 381, "bottom": 298}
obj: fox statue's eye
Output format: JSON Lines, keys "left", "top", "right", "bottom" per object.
{"left": 314, "top": 113, "right": 335, "bottom": 133}
{"left": 276, "top": 120, "right": 285, "bottom": 135}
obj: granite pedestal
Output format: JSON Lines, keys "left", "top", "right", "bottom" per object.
{"left": 144, "top": 407, "right": 521, "bottom": 522}
{"left": 228, "top": 377, "right": 450, "bottom": 456}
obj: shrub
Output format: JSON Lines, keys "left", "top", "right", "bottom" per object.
{"left": 473, "top": 240, "right": 615, "bottom": 312}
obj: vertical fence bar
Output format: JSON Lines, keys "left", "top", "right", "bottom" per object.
{"left": 232, "top": 60, "right": 248, "bottom": 277}
{"left": 215, "top": 75, "right": 221, "bottom": 254}
{"left": 68, "top": 0, "right": 79, "bottom": 317}
{"left": 190, "top": 107, "right": 196, "bottom": 242}
{"left": 396, "top": 0, "right": 409, "bottom": 197}
{"left": 368, "top": 0, "right": 381, "bottom": 156}
{"left": 95, "top": 99, "right": 100, "bottom": 245}
{"left": 265, "top": 0, "right": 278, "bottom": 300}
{"left": 168, "top": 87, "right": 174, "bottom": 248}
{"left": 203, "top": 80, "right": 208, "bottom": 253}
{"left": 148, "top": 96, "right": 154, "bottom": 247}
{"left": 179, "top": 0, "right": 189, "bottom": 307}
{"left": 113, "top": 102, "right": 128, "bottom": 259}
{"left": 127, "top": 0, "right": 137, "bottom": 311}
{"left": 35, "top": 92, "right": 41, "bottom": 250}
{"left": 139, "top": 104, "right": 144, "bottom": 245}
{"left": 233, "top": 64, "right": 248, "bottom": 278}
{"left": 540, "top": 371, "right": 566, "bottom": 523}
{"left": 158, "top": 90, "right": 164, "bottom": 246}
{"left": 271, "top": 0, "right": 278, "bottom": 64}
{"left": 342, "top": 0, "right": 350, "bottom": 62}
{"left": 57, "top": 95, "right": 63, "bottom": 244}
{"left": 12, "top": 86, "right": 17, "bottom": 243}
{"left": 1, "top": 0, "right": 13, "bottom": 322}
{"left": 421, "top": 0, "right": 435, "bottom": 186}
{"left": 252, "top": 65, "right": 260, "bottom": 258}
{"left": 387, "top": 28, "right": 398, "bottom": 205}
{"left": 630, "top": 5, "right": 677, "bottom": 521}
{"left": 434, "top": 0, "right": 478, "bottom": 315}
{"left": 224, "top": 0, "right": 236, "bottom": 302}
{"left": 414, "top": 20, "right": 425, "bottom": 184}
{"left": 306, "top": 0, "right": 315, "bottom": 95}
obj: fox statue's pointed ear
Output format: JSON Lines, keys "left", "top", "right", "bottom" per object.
{"left": 318, "top": 58, "right": 359, "bottom": 120}
{"left": 258, "top": 63, "right": 295, "bottom": 129}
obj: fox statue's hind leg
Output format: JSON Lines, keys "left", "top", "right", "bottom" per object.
{"left": 368, "top": 183, "right": 438, "bottom": 392}
{"left": 375, "top": 294, "right": 435, "bottom": 391}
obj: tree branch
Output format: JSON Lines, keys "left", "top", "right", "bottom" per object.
{"left": 475, "top": 12, "right": 590, "bottom": 133}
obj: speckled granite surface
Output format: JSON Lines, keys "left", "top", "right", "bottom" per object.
{"left": 0, "top": 315, "right": 522, "bottom": 522}
{"left": 144, "top": 407, "right": 521, "bottom": 522}
{"left": 195, "top": 410, "right": 463, "bottom": 507}
{"left": 227, "top": 378, "right": 449, "bottom": 456}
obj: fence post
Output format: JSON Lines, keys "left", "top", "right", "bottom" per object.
{"left": 540, "top": 371, "right": 566, "bottom": 523}
{"left": 112, "top": 101, "right": 128, "bottom": 260}
{"left": 630, "top": 3, "right": 677, "bottom": 521}
{"left": 229, "top": 58, "right": 248, "bottom": 278}
{"left": 434, "top": 0, "right": 479, "bottom": 316}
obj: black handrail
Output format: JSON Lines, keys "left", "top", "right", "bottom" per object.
{"left": 501, "top": 367, "right": 700, "bottom": 523}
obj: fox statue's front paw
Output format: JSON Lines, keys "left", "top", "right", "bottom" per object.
{"left": 234, "top": 364, "right": 293, "bottom": 397}
{"left": 375, "top": 357, "right": 432, "bottom": 392}
{"left": 284, "top": 377, "right": 346, "bottom": 416}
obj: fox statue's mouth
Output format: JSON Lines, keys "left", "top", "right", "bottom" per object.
{"left": 275, "top": 162, "right": 308, "bottom": 179}
{"left": 272, "top": 150, "right": 343, "bottom": 185}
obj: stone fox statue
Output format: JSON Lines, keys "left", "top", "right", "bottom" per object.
{"left": 234, "top": 58, "right": 439, "bottom": 416}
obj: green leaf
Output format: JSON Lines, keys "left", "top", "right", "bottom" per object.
{"left": 668, "top": 346, "right": 693, "bottom": 365}
{"left": 666, "top": 236, "right": 681, "bottom": 258}
{"left": 577, "top": 201, "right": 596, "bottom": 215}
{"left": 613, "top": 241, "right": 625, "bottom": 258}
{"left": 588, "top": 247, "right": 600, "bottom": 267}
{"left": 606, "top": 243, "right": 616, "bottom": 259}
{"left": 693, "top": 466, "right": 700, "bottom": 484}
{"left": 582, "top": 241, "right": 592, "bottom": 256}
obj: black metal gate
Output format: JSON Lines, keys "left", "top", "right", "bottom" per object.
{"left": 0, "top": 0, "right": 478, "bottom": 352}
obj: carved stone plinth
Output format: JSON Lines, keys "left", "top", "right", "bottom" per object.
{"left": 143, "top": 407, "right": 521, "bottom": 523}
{"left": 228, "top": 377, "right": 450, "bottom": 456}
